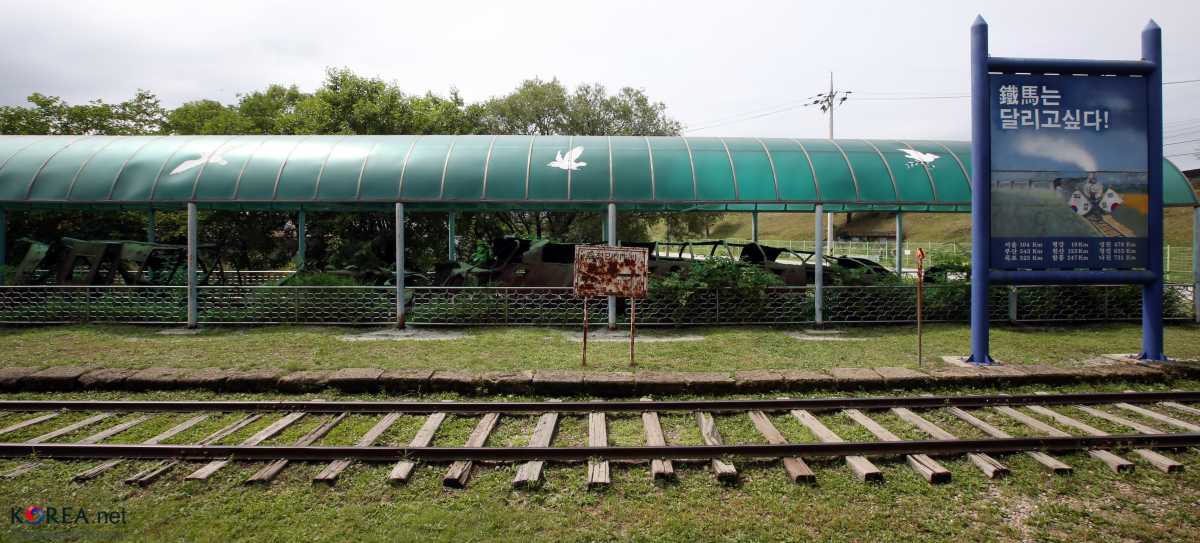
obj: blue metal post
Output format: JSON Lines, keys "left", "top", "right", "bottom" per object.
{"left": 1140, "top": 20, "right": 1165, "bottom": 360}
{"left": 968, "top": 16, "right": 993, "bottom": 364}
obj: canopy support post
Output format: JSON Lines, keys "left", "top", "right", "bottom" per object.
{"left": 751, "top": 211, "right": 759, "bottom": 243}
{"left": 1193, "top": 206, "right": 1199, "bottom": 324}
{"left": 186, "top": 203, "right": 198, "bottom": 329}
{"left": 395, "top": 203, "right": 406, "bottom": 329}
{"left": 447, "top": 212, "right": 457, "bottom": 261}
{"left": 607, "top": 203, "right": 617, "bottom": 330}
{"left": 826, "top": 212, "right": 833, "bottom": 254}
{"left": 895, "top": 212, "right": 904, "bottom": 275}
{"left": 0, "top": 208, "right": 6, "bottom": 286}
{"left": 146, "top": 210, "right": 156, "bottom": 244}
{"left": 296, "top": 210, "right": 306, "bottom": 270}
{"left": 814, "top": 205, "right": 824, "bottom": 325}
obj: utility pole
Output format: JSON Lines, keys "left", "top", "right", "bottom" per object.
{"left": 807, "top": 72, "right": 852, "bottom": 253}
{"left": 827, "top": 73, "right": 834, "bottom": 251}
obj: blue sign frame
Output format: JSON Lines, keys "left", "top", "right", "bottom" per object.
{"left": 969, "top": 17, "right": 1165, "bottom": 364}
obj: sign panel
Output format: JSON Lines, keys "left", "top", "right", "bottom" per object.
{"left": 573, "top": 245, "right": 648, "bottom": 299}
{"left": 989, "top": 75, "right": 1149, "bottom": 270}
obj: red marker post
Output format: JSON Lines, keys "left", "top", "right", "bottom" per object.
{"left": 916, "top": 248, "right": 926, "bottom": 367}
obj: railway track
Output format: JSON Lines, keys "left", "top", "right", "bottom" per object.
{"left": 1, "top": 391, "right": 1198, "bottom": 488}
{"left": 1085, "top": 213, "right": 1134, "bottom": 238}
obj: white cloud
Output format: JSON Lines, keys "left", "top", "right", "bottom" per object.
{"left": 1015, "top": 133, "right": 1098, "bottom": 171}
{"left": 0, "top": 0, "right": 1197, "bottom": 173}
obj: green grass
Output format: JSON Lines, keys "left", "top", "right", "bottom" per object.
{"left": 1, "top": 380, "right": 1199, "bottom": 542}
{"left": 1, "top": 322, "right": 1197, "bottom": 373}
{"left": 698, "top": 207, "right": 1196, "bottom": 245}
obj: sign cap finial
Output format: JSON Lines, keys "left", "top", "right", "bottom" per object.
{"left": 972, "top": 15, "right": 987, "bottom": 27}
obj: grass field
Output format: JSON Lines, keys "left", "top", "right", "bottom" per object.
{"left": 1, "top": 380, "right": 1198, "bottom": 542}
{"left": 698, "top": 207, "right": 1196, "bottom": 245}
{"left": 1, "top": 322, "right": 1197, "bottom": 373}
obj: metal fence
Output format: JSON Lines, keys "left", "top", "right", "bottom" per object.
{"left": 0, "top": 283, "right": 1192, "bottom": 326}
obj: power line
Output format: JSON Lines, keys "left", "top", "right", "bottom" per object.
{"left": 684, "top": 78, "right": 1200, "bottom": 133}
{"left": 1165, "top": 138, "right": 1200, "bottom": 146}
{"left": 853, "top": 95, "right": 968, "bottom": 101}
{"left": 1164, "top": 127, "right": 1200, "bottom": 140}
{"left": 686, "top": 102, "right": 815, "bottom": 133}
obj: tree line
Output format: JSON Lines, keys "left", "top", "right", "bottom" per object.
{"left": 1, "top": 69, "right": 720, "bottom": 274}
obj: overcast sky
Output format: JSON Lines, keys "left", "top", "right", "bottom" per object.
{"left": 1, "top": 0, "right": 1197, "bottom": 169}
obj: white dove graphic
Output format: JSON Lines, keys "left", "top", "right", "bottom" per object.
{"left": 548, "top": 146, "right": 586, "bottom": 171}
{"left": 898, "top": 148, "right": 939, "bottom": 169}
{"left": 170, "top": 148, "right": 232, "bottom": 176}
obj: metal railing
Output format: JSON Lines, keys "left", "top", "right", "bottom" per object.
{"left": 0, "top": 283, "right": 1191, "bottom": 326}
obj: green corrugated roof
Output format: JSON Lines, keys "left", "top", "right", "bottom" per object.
{"left": 0, "top": 135, "right": 1194, "bottom": 211}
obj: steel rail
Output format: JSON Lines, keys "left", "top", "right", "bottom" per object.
{"left": 2, "top": 433, "right": 1198, "bottom": 462}
{"left": 0, "top": 392, "right": 1196, "bottom": 414}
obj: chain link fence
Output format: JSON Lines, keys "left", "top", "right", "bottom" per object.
{"left": 0, "top": 286, "right": 188, "bottom": 324}
{"left": 197, "top": 286, "right": 394, "bottom": 324}
{"left": 1, "top": 283, "right": 1190, "bottom": 325}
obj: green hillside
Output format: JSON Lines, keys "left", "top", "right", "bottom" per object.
{"left": 684, "top": 207, "right": 1194, "bottom": 245}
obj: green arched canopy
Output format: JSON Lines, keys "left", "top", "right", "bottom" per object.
{"left": 0, "top": 135, "right": 1194, "bottom": 212}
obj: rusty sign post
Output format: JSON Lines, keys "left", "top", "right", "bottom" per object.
{"left": 916, "top": 247, "right": 926, "bottom": 368}
{"left": 574, "top": 245, "right": 648, "bottom": 367}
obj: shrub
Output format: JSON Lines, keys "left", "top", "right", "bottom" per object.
{"left": 649, "top": 257, "right": 784, "bottom": 309}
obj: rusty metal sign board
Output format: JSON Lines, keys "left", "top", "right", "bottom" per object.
{"left": 573, "top": 245, "right": 648, "bottom": 299}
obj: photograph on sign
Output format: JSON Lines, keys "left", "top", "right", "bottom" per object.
{"left": 989, "top": 75, "right": 1148, "bottom": 270}
{"left": 573, "top": 245, "right": 648, "bottom": 299}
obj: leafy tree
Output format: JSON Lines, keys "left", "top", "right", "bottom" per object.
{"left": 478, "top": 78, "right": 680, "bottom": 136}
{"left": 167, "top": 100, "right": 254, "bottom": 135}
{"left": 0, "top": 90, "right": 166, "bottom": 135}
{"left": 0, "top": 69, "right": 722, "bottom": 279}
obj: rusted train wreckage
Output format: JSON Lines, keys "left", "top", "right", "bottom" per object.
{"left": 7, "top": 237, "right": 232, "bottom": 286}
{"left": 437, "top": 238, "right": 893, "bottom": 288}
{"left": 8, "top": 235, "right": 893, "bottom": 289}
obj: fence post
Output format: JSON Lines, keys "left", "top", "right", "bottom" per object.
{"left": 814, "top": 204, "right": 824, "bottom": 324}
{"left": 751, "top": 211, "right": 759, "bottom": 243}
{"left": 186, "top": 202, "right": 198, "bottom": 328}
{"left": 895, "top": 212, "right": 904, "bottom": 274}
